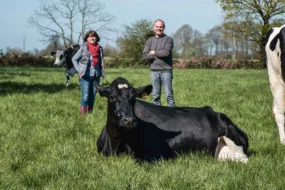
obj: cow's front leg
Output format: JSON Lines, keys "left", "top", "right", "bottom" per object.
{"left": 66, "top": 74, "right": 70, "bottom": 88}
{"left": 273, "top": 100, "right": 285, "bottom": 144}
{"left": 215, "top": 137, "right": 248, "bottom": 163}
{"left": 271, "top": 86, "right": 285, "bottom": 144}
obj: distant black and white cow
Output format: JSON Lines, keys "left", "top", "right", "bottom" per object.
{"left": 51, "top": 45, "right": 80, "bottom": 87}
{"left": 96, "top": 77, "right": 249, "bottom": 163}
{"left": 265, "top": 25, "right": 285, "bottom": 144}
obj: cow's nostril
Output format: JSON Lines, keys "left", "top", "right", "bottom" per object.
{"left": 122, "top": 117, "right": 136, "bottom": 125}
{"left": 121, "top": 117, "right": 137, "bottom": 127}
{"left": 123, "top": 117, "right": 129, "bottom": 124}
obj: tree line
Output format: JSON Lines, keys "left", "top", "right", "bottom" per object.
{"left": 3, "top": 0, "right": 285, "bottom": 67}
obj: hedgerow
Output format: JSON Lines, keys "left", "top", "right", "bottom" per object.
{"left": 0, "top": 55, "right": 264, "bottom": 69}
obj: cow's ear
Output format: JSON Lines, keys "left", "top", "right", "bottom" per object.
{"left": 95, "top": 83, "right": 111, "bottom": 97}
{"left": 51, "top": 51, "right": 56, "bottom": 56}
{"left": 135, "top": 85, "right": 152, "bottom": 99}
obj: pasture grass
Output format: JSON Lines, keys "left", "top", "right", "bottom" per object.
{"left": 0, "top": 66, "right": 284, "bottom": 189}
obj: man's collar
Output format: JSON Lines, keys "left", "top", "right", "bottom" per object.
{"left": 155, "top": 34, "right": 165, "bottom": 38}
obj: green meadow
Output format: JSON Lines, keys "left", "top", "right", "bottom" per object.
{"left": 0, "top": 67, "right": 284, "bottom": 189}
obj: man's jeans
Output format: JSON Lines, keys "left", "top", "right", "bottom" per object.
{"left": 151, "top": 70, "right": 175, "bottom": 107}
{"left": 80, "top": 76, "right": 100, "bottom": 107}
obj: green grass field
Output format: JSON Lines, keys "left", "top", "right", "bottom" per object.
{"left": 1, "top": 67, "right": 284, "bottom": 189}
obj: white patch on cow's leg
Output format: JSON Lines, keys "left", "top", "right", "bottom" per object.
{"left": 215, "top": 136, "right": 248, "bottom": 163}
{"left": 66, "top": 80, "right": 70, "bottom": 88}
{"left": 215, "top": 137, "right": 230, "bottom": 160}
{"left": 272, "top": 102, "right": 275, "bottom": 117}
{"left": 273, "top": 98, "right": 285, "bottom": 144}
{"left": 271, "top": 84, "right": 285, "bottom": 144}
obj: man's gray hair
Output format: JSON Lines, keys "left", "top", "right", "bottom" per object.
{"left": 154, "top": 19, "right": 165, "bottom": 27}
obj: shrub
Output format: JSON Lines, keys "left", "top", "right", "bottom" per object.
{"left": 0, "top": 54, "right": 54, "bottom": 67}
{"left": 104, "top": 57, "right": 148, "bottom": 68}
{"left": 173, "top": 57, "right": 264, "bottom": 69}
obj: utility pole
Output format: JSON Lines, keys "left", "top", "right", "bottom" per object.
{"left": 22, "top": 36, "right": 26, "bottom": 53}
{"left": 115, "top": 29, "right": 119, "bottom": 57}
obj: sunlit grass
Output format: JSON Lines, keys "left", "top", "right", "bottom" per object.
{"left": 0, "top": 66, "right": 284, "bottom": 189}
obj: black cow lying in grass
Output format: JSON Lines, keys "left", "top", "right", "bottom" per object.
{"left": 96, "top": 77, "right": 249, "bottom": 163}
{"left": 51, "top": 45, "right": 80, "bottom": 87}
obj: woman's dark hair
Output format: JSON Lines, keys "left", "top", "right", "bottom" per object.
{"left": 84, "top": 30, "right": 100, "bottom": 42}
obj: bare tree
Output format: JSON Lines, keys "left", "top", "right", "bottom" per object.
{"left": 204, "top": 33, "right": 214, "bottom": 56}
{"left": 49, "top": 34, "right": 63, "bottom": 51}
{"left": 77, "top": 0, "right": 115, "bottom": 43}
{"left": 173, "top": 24, "right": 193, "bottom": 58}
{"left": 6, "top": 47, "right": 22, "bottom": 56}
{"left": 29, "top": 0, "right": 115, "bottom": 48}
{"left": 173, "top": 24, "right": 206, "bottom": 58}
{"left": 103, "top": 44, "right": 117, "bottom": 57}
{"left": 192, "top": 30, "right": 206, "bottom": 58}
{"left": 207, "top": 25, "right": 223, "bottom": 56}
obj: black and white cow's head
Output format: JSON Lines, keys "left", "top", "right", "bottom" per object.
{"left": 96, "top": 77, "right": 152, "bottom": 129}
{"left": 51, "top": 49, "right": 66, "bottom": 67}
{"left": 51, "top": 45, "right": 80, "bottom": 77}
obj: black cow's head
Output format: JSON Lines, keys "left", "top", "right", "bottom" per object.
{"left": 96, "top": 77, "right": 152, "bottom": 129}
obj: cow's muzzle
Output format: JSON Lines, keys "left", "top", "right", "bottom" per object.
{"left": 119, "top": 116, "right": 137, "bottom": 128}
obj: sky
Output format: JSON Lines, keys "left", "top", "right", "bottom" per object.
{"left": 0, "top": 0, "right": 223, "bottom": 53}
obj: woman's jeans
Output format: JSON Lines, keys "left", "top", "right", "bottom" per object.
{"left": 151, "top": 70, "right": 175, "bottom": 107}
{"left": 80, "top": 76, "right": 100, "bottom": 107}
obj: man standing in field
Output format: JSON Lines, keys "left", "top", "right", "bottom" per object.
{"left": 142, "top": 19, "right": 175, "bottom": 107}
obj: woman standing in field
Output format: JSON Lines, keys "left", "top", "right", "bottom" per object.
{"left": 72, "top": 30, "right": 105, "bottom": 115}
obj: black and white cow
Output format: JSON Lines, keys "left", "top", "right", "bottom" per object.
{"left": 96, "top": 77, "right": 249, "bottom": 163}
{"left": 265, "top": 25, "right": 285, "bottom": 144}
{"left": 51, "top": 45, "right": 80, "bottom": 87}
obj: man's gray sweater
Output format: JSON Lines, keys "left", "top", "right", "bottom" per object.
{"left": 142, "top": 34, "right": 173, "bottom": 70}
